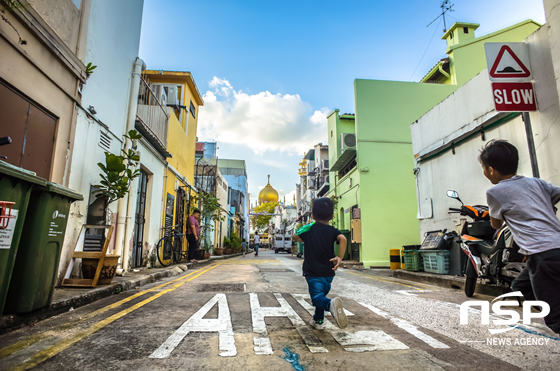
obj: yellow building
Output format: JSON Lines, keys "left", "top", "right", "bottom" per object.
{"left": 142, "top": 70, "right": 204, "bottom": 251}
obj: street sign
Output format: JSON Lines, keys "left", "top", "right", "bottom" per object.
{"left": 485, "top": 43, "right": 532, "bottom": 82}
{"left": 491, "top": 82, "right": 537, "bottom": 112}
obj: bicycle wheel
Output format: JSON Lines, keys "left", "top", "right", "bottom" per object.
{"left": 157, "top": 236, "right": 173, "bottom": 267}
{"left": 173, "top": 234, "right": 184, "bottom": 264}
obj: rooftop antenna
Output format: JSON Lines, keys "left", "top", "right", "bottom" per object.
{"left": 427, "top": 0, "right": 455, "bottom": 33}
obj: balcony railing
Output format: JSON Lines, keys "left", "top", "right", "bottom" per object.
{"left": 136, "top": 77, "right": 170, "bottom": 156}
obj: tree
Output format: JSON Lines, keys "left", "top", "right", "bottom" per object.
{"left": 93, "top": 130, "right": 143, "bottom": 222}
{"left": 251, "top": 201, "right": 279, "bottom": 233}
{"left": 191, "top": 191, "right": 223, "bottom": 252}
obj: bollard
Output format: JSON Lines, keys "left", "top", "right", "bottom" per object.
{"left": 389, "top": 248, "right": 401, "bottom": 270}
{"left": 401, "top": 248, "right": 406, "bottom": 270}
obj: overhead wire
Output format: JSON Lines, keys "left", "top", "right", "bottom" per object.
{"left": 408, "top": 18, "right": 442, "bottom": 82}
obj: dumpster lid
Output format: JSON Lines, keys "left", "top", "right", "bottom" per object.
{"left": 41, "top": 182, "right": 84, "bottom": 201}
{"left": 0, "top": 161, "right": 47, "bottom": 186}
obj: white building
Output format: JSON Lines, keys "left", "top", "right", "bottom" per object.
{"left": 411, "top": 0, "right": 560, "bottom": 238}
{"left": 296, "top": 143, "right": 329, "bottom": 223}
{"left": 62, "top": 0, "right": 167, "bottom": 281}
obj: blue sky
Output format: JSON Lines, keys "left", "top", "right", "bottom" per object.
{"left": 139, "top": 0, "right": 545, "bottom": 204}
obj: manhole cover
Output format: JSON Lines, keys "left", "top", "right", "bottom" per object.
{"left": 259, "top": 268, "right": 294, "bottom": 272}
{"left": 197, "top": 283, "right": 246, "bottom": 292}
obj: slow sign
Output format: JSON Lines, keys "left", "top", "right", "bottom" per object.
{"left": 492, "top": 82, "right": 537, "bottom": 112}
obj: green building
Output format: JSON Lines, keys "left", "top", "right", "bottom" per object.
{"left": 327, "top": 20, "right": 540, "bottom": 267}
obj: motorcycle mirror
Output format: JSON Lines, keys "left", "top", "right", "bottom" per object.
{"left": 447, "top": 190, "right": 459, "bottom": 199}
{"left": 447, "top": 190, "right": 464, "bottom": 205}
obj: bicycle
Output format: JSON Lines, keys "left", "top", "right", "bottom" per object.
{"left": 156, "top": 224, "right": 188, "bottom": 267}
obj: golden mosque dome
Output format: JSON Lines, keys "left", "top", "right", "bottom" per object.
{"left": 258, "top": 175, "right": 279, "bottom": 204}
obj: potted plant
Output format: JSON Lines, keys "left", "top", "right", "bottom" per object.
{"left": 214, "top": 244, "right": 224, "bottom": 256}
{"left": 202, "top": 240, "right": 212, "bottom": 260}
{"left": 223, "top": 237, "right": 232, "bottom": 255}
{"left": 230, "top": 233, "right": 242, "bottom": 254}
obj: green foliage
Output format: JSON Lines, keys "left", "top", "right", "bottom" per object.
{"left": 93, "top": 130, "right": 142, "bottom": 208}
{"left": 1, "top": 1, "right": 27, "bottom": 45}
{"left": 86, "top": 62, "right": 97, "bottom": 76}
{"left": 191, "top": 191, "right": 224, "bottom": 250}
{"left": 230, "top": 232, "right": 241, "bottom": 250}
{"left": 223, "top": 237, "right": 231, "bottom": 249}
{"left": 250, "top": 201, "right": 279, "bottom": 232}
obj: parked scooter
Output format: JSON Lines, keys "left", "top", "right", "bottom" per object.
{"left": 447, "top": 190, "right": 526, "bottom": 297}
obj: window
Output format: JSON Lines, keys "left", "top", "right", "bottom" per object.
{"left": 190, "top": 101, "right": 196, "bottom": 119}
{"left": 463, "top": 27, "right": 469, "bottom": 34}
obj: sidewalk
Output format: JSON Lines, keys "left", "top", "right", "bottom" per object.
{"left": 392, "top": 269, "right": 509, "bottom": 297}
{"left": 0, "top": 253, "right": 243, "bottom": 334}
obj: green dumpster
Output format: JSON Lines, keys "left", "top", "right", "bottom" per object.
{"left": 0, "top": 162, "right": 47, "bottom": 315}
{"left": 5, "top": 182, "right": 82, "bottom": 314}
{"left": 334, "top": 230, "right": 351, "bottom": 261}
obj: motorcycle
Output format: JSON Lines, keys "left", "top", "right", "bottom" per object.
{"left": 447, "top": 190, "right": 526, "bottom": 297}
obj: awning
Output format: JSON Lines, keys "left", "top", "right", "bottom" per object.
{"left": 329, "top": 149, "right": 356, "bottom": 172}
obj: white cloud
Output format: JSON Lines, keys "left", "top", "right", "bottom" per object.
{"left": 198, "top": 77, "right": 330, "bottom": 155}
{"left": 282, "top": 190, "right": 297, "bottom": 205}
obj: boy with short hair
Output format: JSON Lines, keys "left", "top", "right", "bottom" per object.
{"left": 480, "top": 139, "right": 560, "bottom": 334}
{"left": 292, "top": 198, "right": 348, "bottom": 330}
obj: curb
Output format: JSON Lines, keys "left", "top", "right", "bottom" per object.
{"left": 393, "top": 270, "right": 509, "bottom": 297}
{"left": 0, "top": 253, "right": 243, "bottom": 334}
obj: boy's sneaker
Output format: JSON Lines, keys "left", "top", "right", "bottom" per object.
{"left": 309, "top": 317, "right": 326, "bottom": 330}
{"left": 329, "top": 297, "right": 347, "bottom": 329}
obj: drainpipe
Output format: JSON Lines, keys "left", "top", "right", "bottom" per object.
{"left": 116, "top": 57, "right": 145, "bottom": 275}
{"left": 438, "top": 63, "right": 451, "bottom": 80}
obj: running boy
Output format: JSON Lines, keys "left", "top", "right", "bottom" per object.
{"left": 292, "top": 197, "right": 348, "bottom": 330}
{"left": 480, "top": 140, "right": 560, "bottom": 334}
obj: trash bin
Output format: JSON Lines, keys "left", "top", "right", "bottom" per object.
{"left": 334, "top": 230, "right": 350, "bottom": 260}
{"left": 4, "top": 181, "right": 82, "bottom": 314}
{"left": 297, "top": 242, "right": 304, "bottom": 258}
{"left": 0, "top": 162, "right": 47, "bottom": 315}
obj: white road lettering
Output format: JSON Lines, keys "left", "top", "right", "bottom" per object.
{"left": 292, "top": 293, "right": 407, "bottom": 352}
{"left": 250, "top": 292, "right": 327, "bottom": 354}
{"left": 360, "top": 302, "right": 449, "bottom": 349}
{"left": 330, "top": 331, "right": 409, "bottom": 352}
{"left": 149, "top": 293, "right": 236, "bottom": 358}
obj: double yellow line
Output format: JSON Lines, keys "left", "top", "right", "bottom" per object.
{"left": 3, "top": 262, "right": 223, "bottom": 370}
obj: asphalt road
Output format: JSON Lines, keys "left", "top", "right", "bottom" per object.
{"left": 0, "top": 249, "right": 558, "bottom": 370}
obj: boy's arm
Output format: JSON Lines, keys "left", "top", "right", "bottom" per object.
{"left": 544, "top": 180, "right": 560, "bottom": 206}
{"left": 330, "top": 234, "right": 347, "bottom": 271}
{"left": 292, "top": 233, "right": 303, "bottom": 242}
{"left": 487, "top": 192, "right": 504, "bottom": 229}
{"left": 490, "top": 217, "right": 503, "bottom": 230}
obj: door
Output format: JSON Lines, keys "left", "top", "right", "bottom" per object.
{"left": 132, "top": 170, "right": 149, "bottom": 267}
{"left": 0, "top": 80, "right": 56, "bottom": 179}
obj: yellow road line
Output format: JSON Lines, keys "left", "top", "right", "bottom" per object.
{"left": 343, "top": 270, "right": 430, "bottom": 290}
{"left": 10, "top": 264, "right": 219, "bottom": 371}
{"left": 0, "top": 265, "right": 208, "bottom": 360}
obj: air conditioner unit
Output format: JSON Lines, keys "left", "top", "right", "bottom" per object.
{"left": 166, "top": 85, "right": 179, "bottom": 106}
{"left": 341, "top": 133, "right": 356, "bottom": 153}
{"left": 159, "top": 88, "right": 168, "bottom": 107}
{"left": 322, "top": 160, "right": 329, "bottom": 170}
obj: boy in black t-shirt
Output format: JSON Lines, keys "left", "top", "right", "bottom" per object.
{"left": 292, "top": 198, "right": 348, "bottom": 329}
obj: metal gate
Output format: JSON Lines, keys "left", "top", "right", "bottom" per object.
{"left": 132, "top": 170, "right": 149, "bottom": 267}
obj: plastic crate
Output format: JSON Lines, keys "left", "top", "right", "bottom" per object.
{"left": 419, "top": 250, "right": 450, "bottom": 274}
{"left": 403, "top": 250, "right": 423, "bottom": 271}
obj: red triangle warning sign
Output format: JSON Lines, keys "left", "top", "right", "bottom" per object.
{"left": 489, "top": 45, "right": 531, "bottom": 78}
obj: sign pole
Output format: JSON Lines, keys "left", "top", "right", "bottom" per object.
{"left": 522, "top": 112, "right": 540, "bottom": 178}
